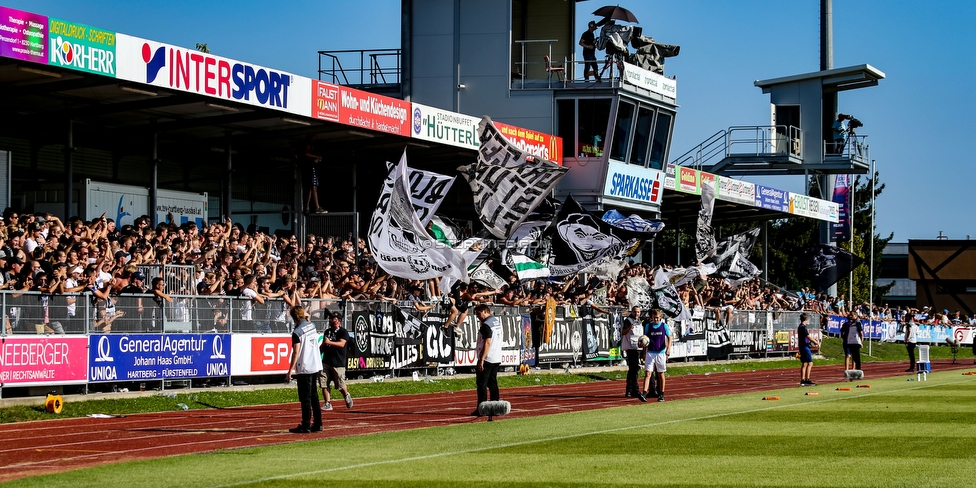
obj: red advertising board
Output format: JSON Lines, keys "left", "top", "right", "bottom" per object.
{"left": 0, "top": 336, "right": 88, "bottom": 385}
{"left": 311, "top": 80, "right": 340, "bottom": 122}
{"left": 249, "top": 336, "right": 293, "bottom": 373}
{"left": 494, "top": 121, "right": 563, "bottom": 165}
{"left": 310, "top": 80, "right": 410, "bottom": 136}
{"left": 678, "top": 166, "right": 700, "bottom": 194}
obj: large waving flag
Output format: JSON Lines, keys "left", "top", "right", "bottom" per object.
{"left": 368, "top": 153, "right": 467, "bottom": 283}
{"left": 458, "top": 116, "right": 568, "bottom": 239}
{"left": 801, "top": 244, "right": 865, "bottom": 291}
{"left": 711, "top": 227, "right": 761, "bottom": 269}
{"left": 695, "top": 181, "right": 717, "bottom": 262}
{"left": 506, "top": 251, "right": 550, "bottom": 281}
{"left": 547, "top": 196, "right": 655, "bottom": 276}
{"left": 386, "top": 153, "right": 455, "bottom": 225}
{"left": 602, "top": 209, "right": 666, "bottom": 234}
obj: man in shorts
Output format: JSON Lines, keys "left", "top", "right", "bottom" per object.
{"left": 641, "top": 308, "right": 672, "bottom": 402}
{"left": 319, "top": 312, "right": 353, "bottom": 410}
{"left": 797, "top": 313, "right": 818, "bottom": 385}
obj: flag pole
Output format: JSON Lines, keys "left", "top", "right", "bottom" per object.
{"left": 848, "top": 174, "right": 853, "bottom": 309}
{"left": 869, "top": 160, "right": 876, "bottom": 356}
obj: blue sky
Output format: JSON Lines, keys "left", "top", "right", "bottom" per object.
{"left": 7, "top": 0, "right": 976, "bottom": 242}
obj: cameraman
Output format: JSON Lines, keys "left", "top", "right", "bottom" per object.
{"left": 830, "top": 113, "right": 850, "bottom": 155}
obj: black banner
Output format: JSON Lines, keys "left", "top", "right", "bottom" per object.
{"left": 705, "top": 314, "right": 732, "bottom": 360}
{"left": 728, "top": 330, "right": 769, "bottom": 355}
{"left": 537, "top": 314, "right": 582, "bottom": 363}
{"left": 582, "top": 309, "right": 613, "bottom": 360}
{"left": 347, "top": 310, "right": 394, "bottom": 371}
{"left": 422, "top": 323, "right": 454, "bottom": 363}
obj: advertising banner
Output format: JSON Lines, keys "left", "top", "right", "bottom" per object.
{"left": 48, "top": 18, "right": 116, "bottom": 77}
{"left": 0, "top": 6, "right": 47, "bottom": 64}
{"left": 88, "top": 333, "right": 231, "bottom": 382}
{"left": 831, "top": 174, "right": 851, "bottom": 242}
{"left": 310, "top": 80, "right": 340, "bottom": 122}
{"left": 953, "top": 327, "right": 973, "bottom": 346}
{"left": 790, "top": 193, "right": 837, "bottom": 222}
{"left": 84, "top": 179, "right": 207, "bottom": 228}
{"left": 311, "top": 80, "right": 410, "bottom": 136}
{"left": 755, "top": 185, "right": 789, "bottom": 212}
{"left": 410, "top": 102, "right": 480, "bottom": 151}
{"left": 347, "top": 310, "right": 394, "bottom": 372}
{"left": 728, "top": 329, "right": 768, "bottom": 355}
{"left": 787, "top": 329, "right": 822, "bottom": 352}
{"left": 0, "top": 336, "right": 88, "bottom": 386}
{"left": 229, "top": 334, "right": 293, "bottom": 376}
{"left": 676, "top": 165, "right": 700, "bottom": 194}
{"left": 116, "top": 33, "right": 311, "bottom": 116}
{"left": 337, "top": 85, "right": 410, "bottom": 136}
{"left": 494, "top": 121, "right": 563, "bottom": 165}
{"left": 621, "top": 62, "right": 677, "bottom": 99}
{"left": 602, "top": 160, "right": 664, "bottom": 206}
{"left": 717, "top": 175, "right": 756, "bottom": 206}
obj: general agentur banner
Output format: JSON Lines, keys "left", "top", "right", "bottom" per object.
{"left": 0, "top": 336, "right": 88, "bottom": 386}
{"left": 87, "top": 333, "right": 231, "bottom": 383}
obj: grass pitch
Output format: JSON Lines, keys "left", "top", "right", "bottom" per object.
{"left": 7, "top": 369, "right": 975, "bottom": 488}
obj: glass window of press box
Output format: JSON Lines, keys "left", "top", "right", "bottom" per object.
{"left": 557, "top": 98, "right": 612, "bottom": 159}
{"left": 557, "top": 97, "right": 673, "bottom": 169}
{"left": 609, "top": 99, "right": 673, "bottom": 170}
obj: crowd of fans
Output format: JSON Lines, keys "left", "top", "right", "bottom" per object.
{"left": 0, "top": 209, "right": 970, "bottom": 335}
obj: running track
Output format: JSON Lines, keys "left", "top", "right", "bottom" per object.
{"left": 0, "top": 360, "right": 970, "bottom": 482}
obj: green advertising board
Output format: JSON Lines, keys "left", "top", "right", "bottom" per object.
{"left": 47, "top": 17, "right": 116, "bottom": 77}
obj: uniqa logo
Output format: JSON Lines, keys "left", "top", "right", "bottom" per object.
{"left": 210, "top": 334, "right": 225, "bottom": 359}
{"left": 94, "top": 335, "right": 114, "bottom": 362}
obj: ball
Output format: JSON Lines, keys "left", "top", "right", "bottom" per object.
{"left": 637, "top": 335, "right": 650, "bottom": 348}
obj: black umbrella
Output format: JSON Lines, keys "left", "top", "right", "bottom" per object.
{"left": 593, "top": 5, "right": 639, "bottom": 23}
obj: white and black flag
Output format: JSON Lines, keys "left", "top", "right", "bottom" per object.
{"left": 651, "top": 267, "right": 692, "bottom": 321}
{"left": 695, "top": 181, "right": 717, "bottom": 263}
{"left": 712, "top": 227, "right": 761, "bottom": 269}
{"left": 458, "top": 116, "right": 568, "bottom": 239}
{"left": 626, "top": 277, "right": 654, "bottom": 310}
{"left": 387, "top": 153, "right": 455, "bottom": 225}
{"left": 547, "top": 196, "right": 654, "bottom": 276}
{"left": 396, "top": 308, "right": 425, "bottom": 345}
{"left": 368, "top": 152, "right": 468, "bottom": 283}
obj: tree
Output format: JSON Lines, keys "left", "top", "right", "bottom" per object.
{"left": 195, "top": 43, "right": 210, "bottom": 54}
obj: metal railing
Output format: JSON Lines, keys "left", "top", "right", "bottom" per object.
{"left": 317, "top": 49, "right": 402, "bottom": 87}
{"left": 670, "top": 126, "right": 802, "bottom": 171}
{"left": 823, "top": 134, "right": 869, "bottom": 167}
{"left": 726, "top": 125, "right": 802, "bottom": 159}
{"left": 511, "top": 39, "right": 562, "bottom": 89}
{"left": 669, "top": 130, "right": 727, "bottom": 169}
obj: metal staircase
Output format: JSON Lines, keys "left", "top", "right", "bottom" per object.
{"left": 670, "top": 125, "right": 869, "bottom": 176}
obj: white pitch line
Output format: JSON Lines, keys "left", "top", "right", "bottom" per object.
{"left": 213, "top": 374, "right": 973, "bottom": 488}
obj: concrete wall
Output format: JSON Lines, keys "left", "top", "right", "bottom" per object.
{"left": 407, "top": 0, "right": 570, "bottom": 135}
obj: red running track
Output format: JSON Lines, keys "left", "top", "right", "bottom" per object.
{"left": 0, "top": 360, "right": 969, "bottom": 482}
